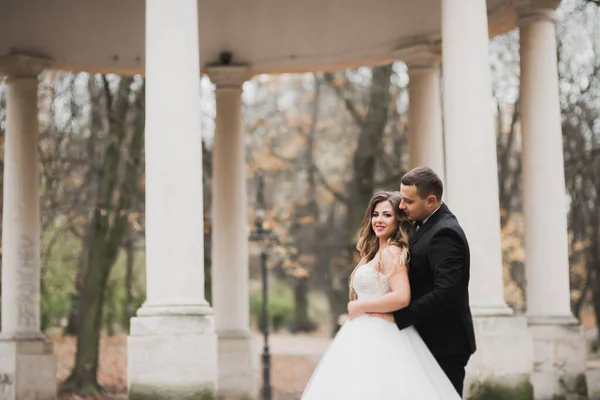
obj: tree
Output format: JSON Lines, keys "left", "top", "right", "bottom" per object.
{"left": 555, "top": 1, "right": 600, "bottom": 332}
{"left": 36, "top": 71, "right": 99, "bottom": 330}
{"left": 61, "top": 75, "right": 145, "bottom": 395}
{"left": 246, "top": 65, "right": 408, "bottom": 334}
{"left": 245, "top": 73, "right": 322, "bottom": 332}
{"left": 319, "top": 65, "right": 408, "bottom": 330}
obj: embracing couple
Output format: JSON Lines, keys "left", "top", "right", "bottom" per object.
{"left": 302, "top": 166, "right": 476, "bottom": 399}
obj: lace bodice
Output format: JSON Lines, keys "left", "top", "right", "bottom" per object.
{"left": 352, "top": 259, "right": 391, "bottom": 301}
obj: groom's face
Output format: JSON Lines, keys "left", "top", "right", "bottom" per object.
{"left": 399, "top": 184, "right": 434, "bottom": 222}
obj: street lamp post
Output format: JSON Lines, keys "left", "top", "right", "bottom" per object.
{"left": 251, "top": 170, "right": 272, "bottom": 400}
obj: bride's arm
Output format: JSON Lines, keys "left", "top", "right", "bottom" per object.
{"left": 348, "top": 246, "right": 410, "bottom": 317}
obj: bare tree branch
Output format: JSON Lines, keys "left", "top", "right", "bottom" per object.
{"left": 375, "top": 170, "right": 405, "bottom": 188}
{"left": 323, "top": 72, "right": 364, "bottom": 128}
{"left": 265, "top": 135, "right": 297, "bottom": 164}
{"left": 298, "top": 72, "right": 321, "bottom": 140}
{"left": 313, "top": 166, "right": 348, "bottom": 204}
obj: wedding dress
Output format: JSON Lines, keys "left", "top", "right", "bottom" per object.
{"left": 301, "top": 259, "right": 462, "bottom": 399}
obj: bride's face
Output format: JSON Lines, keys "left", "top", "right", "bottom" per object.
{"left": 371, "top": 200, "right": 398, "bottom": 240}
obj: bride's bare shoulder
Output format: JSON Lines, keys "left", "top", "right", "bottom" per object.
{"left": 383, "top": 245, "right": 404, "bottom": 257}
{"left": 381, "top": 245, "right": 408, "bottom": 274}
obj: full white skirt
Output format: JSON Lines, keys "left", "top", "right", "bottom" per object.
{"left": 301, "top": 315, "right": 462, "bottom": 399}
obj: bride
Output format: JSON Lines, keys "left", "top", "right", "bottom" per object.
{"left": 301, "top": 191, "right": 461, "bottom": 399}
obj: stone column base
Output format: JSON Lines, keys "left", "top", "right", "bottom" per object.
{"left": 0, "top": 339, "right": 57, "bottom": 400}
{"left": 217, "top": 332, "right": 258, "bottom": 400}
{"left": 529, "top": 318, "right": 588, "bottom": 400}
{"left": 128, "top": 314, "right": 218, "bottom": 400}
{"left": 465, "top": 315, "right": 534, "bottom": 398}
{"left": 587, "top": 361, "right": 600, "bottom": 400}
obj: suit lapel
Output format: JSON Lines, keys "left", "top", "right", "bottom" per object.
{"left": 410, "top": 220, "right": 432, "bottom": 246}
{"left": 410, "top": 203, "right": 448, "bottom": 246}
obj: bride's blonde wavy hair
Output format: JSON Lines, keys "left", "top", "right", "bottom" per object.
{"left": 349, "top": 191, "right": 413, "bottom": 300}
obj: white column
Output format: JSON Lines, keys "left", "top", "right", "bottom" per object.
{"left": 207, "top": 65, "right": 257, "bottom": 399}
{"left": 518, "top": 0, "right": 573, "bottom": 324}
{"left": 138, "top": 0, "right": 209, "bottom": 315}
{"left": 128, "top": 1, "right": 217, "bottom": 397}
{"left": 1, "top": 73, "right": 43, "bottom": 340}
{"left": 518, "top": 2, "right": 587, "bottom": 398}
{"left": 0, "top": 54, "right": 56, "bottom": 400}
{"left": 441, "top": 0, "right": 511, "bottom": 316}
{"left": 403, "top": 44, "right": 446, "bottom": 185}
{"left": 441, "top": 2, "right": 534, "bottom": 392}
{"left": 208, "top": 66, "right": 250, "bottom": 335}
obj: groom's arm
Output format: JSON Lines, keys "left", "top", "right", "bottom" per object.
{"left": 393, "top": 227, "right": 465, "bottom": 330}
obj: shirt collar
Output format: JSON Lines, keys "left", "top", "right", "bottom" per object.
{"left": 421, "top": 202, "right": 443, "bottom": 226}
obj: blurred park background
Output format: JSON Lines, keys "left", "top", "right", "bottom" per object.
{"left": 1, "top": 0, "right": 600, "bottom": 398}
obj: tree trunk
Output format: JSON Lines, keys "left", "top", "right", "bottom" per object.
{"left": 104, "top": 280, "right": 116, "bottom": 336}
{"left": 202, "top": 139, "right": 213, "bottom": 304}
{"left": 317, "top": 203, "right": 345, "bottom": 336}
{"left": 123, "top": 231, "right": 135, "bottom": 332}
{"left": 64, "top": 75, "right": 104, "bottom": 337}
{"left": 496, "top": 99, "right": 520, "bottom": 225}
{"left": 573, "top": 265, "right": 592, "bottom": 319}
{"left": 62, "top": 77, "right": 143, "bottom": 395}
{"left": 291, "top": 74, "right": 320, "bottom": 333}
{"left": 61, "top": 209, "right": 120, "bottom": 394}
{"left": 292, "top": 277, "right": 313, "bottom": 332}
{"left": 323, "top": 65, "right": 393, "bottom": 332}
{"left": 345, "top": 65, "right": 392, "bottom": 241}
{"left": 64, "top": 238, "right": 89, "bottom": 336}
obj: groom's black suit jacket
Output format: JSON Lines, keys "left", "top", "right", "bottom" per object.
{"left": 394, "top": 203, "right": 476, "bottom": 357}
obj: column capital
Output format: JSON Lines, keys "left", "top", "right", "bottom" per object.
{"left": 516, "top": 0, "right": 560, "bottom": 23}
{"left": 206, "top": 65, "right": 250, "bottom": 91}
{"left": 393, "top": 42, "right": 441, "bottom": 70}
{"left": 0, "top": 54, "right": 50, "bottom": 79}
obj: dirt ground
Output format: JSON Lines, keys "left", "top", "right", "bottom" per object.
{"left": 52, "top": 308, "right": 598, "bottom": 399}
{"left": 53, "top": 333, "right": 322, "bottom": 400}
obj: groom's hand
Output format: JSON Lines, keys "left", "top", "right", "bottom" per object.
{"left": 368, "top": 312, "right": 394, "bottom": 323}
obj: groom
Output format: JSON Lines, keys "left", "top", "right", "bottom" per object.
{"left": 378, "top": 166, "right": 476, "bottom": 396}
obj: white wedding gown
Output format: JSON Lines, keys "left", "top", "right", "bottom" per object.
{"left": 301, "top": 259, "right": 462, "bottom": 399}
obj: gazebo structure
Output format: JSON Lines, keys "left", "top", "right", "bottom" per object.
{"left": 0, "top": 0, "right": 588, "bottom": 399}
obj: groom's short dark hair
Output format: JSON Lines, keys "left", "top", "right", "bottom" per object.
{"left": 401, "top": 166, "right": 443, "bottom": 201}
